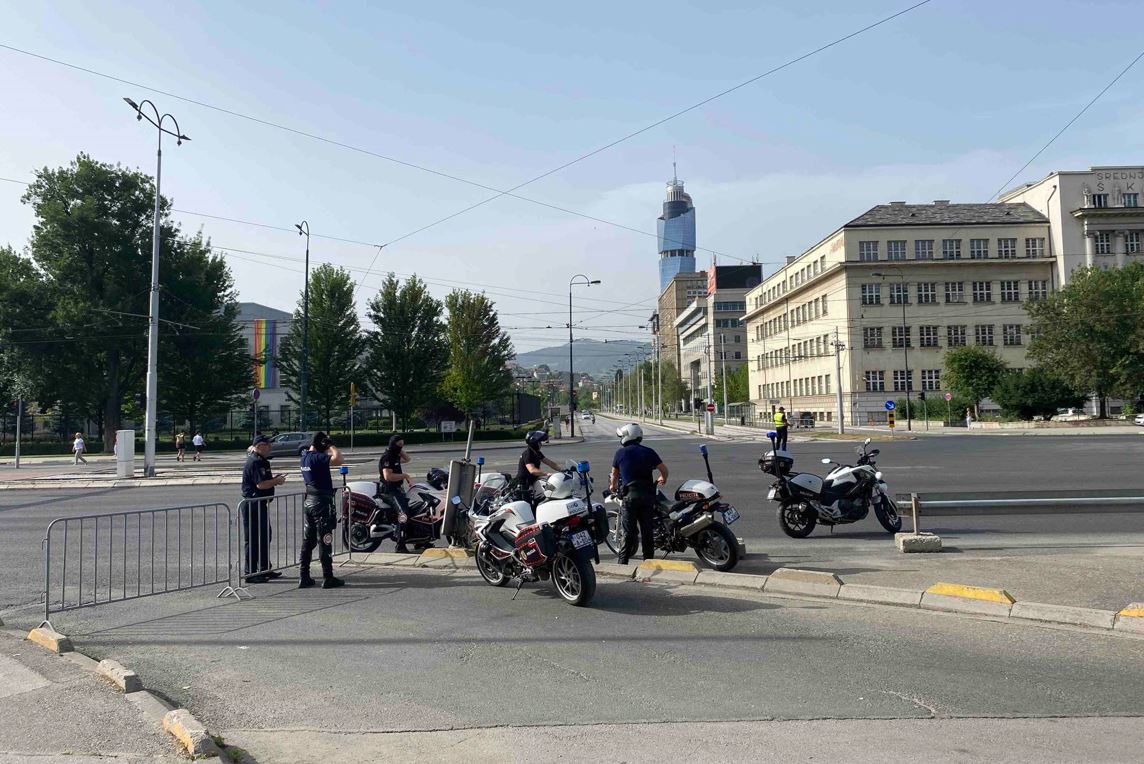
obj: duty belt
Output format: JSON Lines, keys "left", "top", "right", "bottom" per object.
{"left": 304, "top": 486, "right": 335, "bottom": 497}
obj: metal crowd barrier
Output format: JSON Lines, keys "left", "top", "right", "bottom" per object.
{"left": 41, "top": 503, "right": 239, "bottom": 631}
{"left": 235, "top": 491, "right": 353, "bottom": 583}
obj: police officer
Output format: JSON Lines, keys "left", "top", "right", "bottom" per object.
{"left": 298, "top": 431, "right": 345, "bottom": 589}
{"left": 379, "top": 434, "right": 414, "bottom": 553}
{"left": 774, "top": 406, "right": 790, "bottom": 451}
{"left": 516, "top": 430, "right": 560, "bottom": 503}
{"left": 241, "top": 435, "right": 287, "bottom": 584}
{"left": 608, "top": 423, "right": 669, "bottom": 565}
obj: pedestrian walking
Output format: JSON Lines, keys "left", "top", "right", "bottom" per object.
{"left": 609, "top": 423, "right": 668, "bottom": 565}
{"left": 175, "top": 431, "right": 186, "bottom": 462}
{"left": 298, "top": 431, "right": 345, "bottom": 589}
{"left": 773, "top": 407, "right": 790, "bottom": 451}
{"left": 72, "top": 432, "right": 88, "bottom": 465}
{"left": 192, "top": 431, "right": 205, "bottom": 461}
{"left": 965, "top": 408, "right": 974, "bottom": 428}
{"left": 241, "top": 435, "right": 286, "bottom": 584}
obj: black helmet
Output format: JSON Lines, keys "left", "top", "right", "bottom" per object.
{"left": 426, "top": 467, "right": 448, "bottom": 491}
{"left": 525, "top": 430, "right": 549, "bottom": 449}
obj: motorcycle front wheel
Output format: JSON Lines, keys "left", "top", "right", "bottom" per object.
{"left": 475, "top": 542, "right": 509, "bottom": 587}
{"left": 343, "top": 522, "right": 383, "bottom": 553}
{"left": 778, "top": 501, "right": 816, "bottom": 538}
{"left": 692, "top": 524, "right": 739, "bottom": 571}
{"left": 552, "top": 551, "right": 596, "bottom": 606}
{"left": 874, "top": 496, "right": 903, "bottom": 533}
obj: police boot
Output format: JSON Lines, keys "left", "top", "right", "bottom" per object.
{"left": 322, "top": 576, "right": 345, "bottom": 589}
{"left": 298, "top": 572, "right": 316, "bottom": 589}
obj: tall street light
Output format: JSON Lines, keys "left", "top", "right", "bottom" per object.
{"left": 295, "top": 221, "right": 310, "bottom": 430}
{"left": 568, "top": 274, "right": 600, "bottom": 438}
{"left": 873, "top": 270, "right": 912, "bottom": 431}
{"left": 124, "top": 97, "right": 189, "bottom": 478}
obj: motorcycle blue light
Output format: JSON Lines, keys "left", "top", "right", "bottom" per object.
{"left": 476, "top": 456, "right": 485, "bottom": 465}
{"left": 576, "top": 460, "right": 590, "bottom": 473}
{"left": 767, "top": 430, "right": 777, "bottom": 438}
{"left": 699, "top": 444, "right": 708, "bottom": 456}
{"left": 338, "top": 466, "right": 349, "bottom": 475}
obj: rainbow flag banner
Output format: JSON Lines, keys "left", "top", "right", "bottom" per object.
{"left": 253, "top": 318, "right": 277, "bottom": 388}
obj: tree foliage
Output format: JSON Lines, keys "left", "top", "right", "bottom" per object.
{"left": 441, "top": 290, "right": 514, "bottom": 418}
{"left": 714, "top": 363, "right": 749, "bottom": 405}
{"left": 991, "top": 367, "right": 1086, "bottom": 420}
{"left": 364, "top": 274, "right": 447, "bottom": 431}
{"left": 276, "top": 264, "right": 366, "bottom": 430}
{"left": 942, "top": 346, "right": 1009, "bottom": 415}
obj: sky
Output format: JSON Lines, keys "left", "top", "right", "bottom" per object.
{"left": 2, "top": 0, "right": 1143, "bottom": 353}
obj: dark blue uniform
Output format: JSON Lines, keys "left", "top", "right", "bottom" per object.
{"left": 612, "top": 443, "right": 663, "bottom": 564}
{"left": 241, "top": 452, "right": 275, "bottom": 577}
{"left": 298, "top": 450, "right": 335, "bottom": 584}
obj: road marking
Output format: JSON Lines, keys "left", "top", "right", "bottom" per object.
{"left": 638, "top": 559, "right": 699, "bottom": 572}
{"left": 925, "top": 582, "right": 1015, "bottom": 605}
{"left": 1118, "top": 604, "right": 1144, "bottom": 619}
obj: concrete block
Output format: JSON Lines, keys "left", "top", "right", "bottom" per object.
{"left": 1115, "top": 603, "right": 1144, "bottom": 634}
{"left": 838, "top": 583, "right": 924, "bottom": 608}
{"left": 163, "top": 709, "right": 222, "bottom": 759}
{"left": 764, "top": 567, "right": 841, "bottom": 599}
{"left": 694, "top": 571, "right": 767, "bottom": 591}
{"left": 1010, "top": 602, "right": 1117, "bottom": 630}
{"left": 595, "top": 563, "right": 636, "bottom": 580}
{"left": 26, "top": 626, "right": 73, "bottom": 654}
{"left": 97, "top": 658, "right": 144, "bottom": 693}
{"left": 357, "top": 552, "right": 422, "bottom": 566}
{"left": 895, "top": 532, "right": 943, "bottom": 553}
{"left": 635, "top": 560, "right": 699, "bottom": 584}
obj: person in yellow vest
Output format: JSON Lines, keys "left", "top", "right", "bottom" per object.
{"left": 773, "top": 407, "right": 790, "bottom": 450}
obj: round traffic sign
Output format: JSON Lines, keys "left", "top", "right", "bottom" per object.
{"left": 706, "top": 403, "right": 716, "bottom": 413}
{"left": 944, "top": 392, "right": 953, "bottom": 401}
{"left": 884, "top": 400, "right": 896, "bottom": 411}
{"left": 252, "top": 388, "right": 260, "bottom": 401}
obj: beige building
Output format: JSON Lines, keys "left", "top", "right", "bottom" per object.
{"left": 653, "top": 272, "right": 707, "bottom": 372}
{"left": 743, "top": 202, "right": 1054, "bottom": 426}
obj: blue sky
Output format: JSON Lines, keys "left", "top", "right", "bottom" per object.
{"left": 2, "top": 0, "right": 1143, "bottom": 351}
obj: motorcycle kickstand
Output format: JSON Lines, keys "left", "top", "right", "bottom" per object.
{"left": 511, "top": 578, "right": 525, "bottom": 601}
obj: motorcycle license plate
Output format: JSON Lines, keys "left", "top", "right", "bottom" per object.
{"left": 571, "top": 530, "right": 593, "bottom": 549}
{"left": 722, "top": 507, "right": 740, "bottom": 524}
{"left": 767, "top": 488, "right": 777, "bottom": 501}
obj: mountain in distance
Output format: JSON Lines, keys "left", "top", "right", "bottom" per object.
{"left": 515, "top": 339, "right": 651, "bottom": 377}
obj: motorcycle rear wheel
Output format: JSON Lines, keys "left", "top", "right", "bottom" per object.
{"left": 343, "top": 522, "right": 382, "bottom": 553}
{"left": 475, "top": 542, "right": 509, "bottom": 587}
{"left": 692, "top": 524, "right": 739, "bottom": 571}
{"left": 778, "top": 502, "right": 816, "bottom": 538}
{"left": 552, "top": 552, "right": 596, "bottom": 606}
{"left": 874, "top": 496, "right": 903, "bottom": 533}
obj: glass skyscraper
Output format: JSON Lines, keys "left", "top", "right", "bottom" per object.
{"left": 658, "top": 172, "right": 697, "bottom": 292}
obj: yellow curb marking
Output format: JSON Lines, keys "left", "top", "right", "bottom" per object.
{"left": 926, "top": 582, "right": 1015, "bottom": 605}
{"left": 1118, "top": 603, "right": 1144, "bottom": 618}
{"left": 418, "top": 547, "right": 470, "bottom": 558}
{"left": 638, "top": 559, "right": 699, "bottom": 573}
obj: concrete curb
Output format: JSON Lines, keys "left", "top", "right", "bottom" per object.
{"left": 1010, "top": 602, "right": 1117, "bottom": 630}
{"left": 764, "top": 568, "right": 841, "bottom": 599}
{"left": 921, "top": 582, "right": 1015, "bottom": 618}
{"left": 97, "top": 658, "right": 144, "bottom": 693}
{"left": 26, "top": 626, "right": 73, "bottom": 653}
{"left": 1115, "top": 604, "right": 1144, "bottom": 634}
{"left": 694, "top": 570, "right": 767, "bottom": 591}
{"left": 635, "top": 559, "right": 699, "bottom": 584}
{"left": 356, "top": 552, "right": 422, "bottom": 566}
{"left": 595, "top": 563, "right": 637, "bottom": 580}
{"left": 838, "top": 583, "right": 924, "bottom": 607}
{"left": 164, "top": 708, "right": 225, "bottom": 759}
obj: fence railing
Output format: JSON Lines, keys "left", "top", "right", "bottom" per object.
{"left": 898, "top": 490, "right": 1144, "bottom": 518}
{"left": 236, "top": 491, "right": 353, "bottom": 581}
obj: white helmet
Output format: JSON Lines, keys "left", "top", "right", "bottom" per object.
{"left": 616, "top": 423, "right": 643, "bottom": 446}
{"left": 542, "top": 471, "right": 576, "bottom": 500}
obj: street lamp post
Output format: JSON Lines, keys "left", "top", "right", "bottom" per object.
{"left": 294, "top": 221, "right": 310, "bottom": 430}
{"left": 873, "top": 270, "right": 912, "bottom": 431}
{"left": 568, "top": 274, "right": 600, "bottom": 438}
{"left": 123, "top": 97, "right": 189, "bottom": 478}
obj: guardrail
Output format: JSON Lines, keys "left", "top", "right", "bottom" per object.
{"left": 897, "top": 491, "right": 1144, "bottom": 517}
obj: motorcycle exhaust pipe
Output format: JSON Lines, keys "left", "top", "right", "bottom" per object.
{"left": 679, "top": 513, "right": 714, "bottom": 537}
{"left": 370, "top": 523, "right": 397, "bottom": 539}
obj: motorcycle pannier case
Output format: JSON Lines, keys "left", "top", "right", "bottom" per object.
{"left": 590, "top": 505, "right": 610, "bottom": 543}
{"left": 514, "top": 523, "right": 557, "bottom": 566}
{"left": 759, "top": 449, "right": 794, "bottom": 476}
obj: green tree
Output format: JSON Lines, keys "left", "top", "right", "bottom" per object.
{"left": 364, "top": 274, "right": 447, "bottom": 430}
{"left": 991, "top": 367, "right": 1086, "bottom": 420}
{"left": 942, "top": 346, "right": 1009, "bottom": 417}
{"left": 1025, "top": 262, "right": 1144, "bottom": 417}
{"left": 276, "top": 264, "right": 366, "bottom": 430}
{"left": 713, "top": 363, "right": 749, "bottom": 405}
{"left": 441, "top": 290, "right": 514, "bottom": 419}
{"left": 659, "top": 360, "right": 691, "bottom": 413}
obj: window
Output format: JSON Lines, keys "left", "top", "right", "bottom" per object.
{"left": 919, "top": 325, "right": 939, "bottom": 348}
{"left": 1000, "top": 280, "right": 1020, "bottom": 302}
{"left": 1096, "top": 232, "right": 1112, "bottom": 255}
{"left": 891, "top": 326, "right": 911, "bottom": 348}
{"left": 893, "top": 370, "right": 913, "bottom": 392}
{"left": 972, "top": 281, "right": 993, "bottom": 303}
{"left": 914, "top": 240, "right": 934, "bottom": 260}
{"left": 859, "top": 241, "right": 879, "bottom": 262}
{"left": 887, "top": 240, "right": 906, "bottom": 261}
{"left": 1028, "top": 280, "right": 1048, "bottom": 301}
{"left": 947, "top": 325, "right": 966, "bottom": 347}
{"left": 998, "top": 238, "right": 1017, "bottom": 259}
{"left": 921, "top": 369, "right": 941, "bottom": 391}
{"left": 917, "top": 282, "right": 937, "bottom": 304}
{"left": 821, "top": 295, "right": 829, "bottom": 316}
{"left": 863, "top": 327, "right": 883, "bottom": 349}
{"left": 889, "top": 282, "right": 909, "bottom": 305}
{"left": 1128, "top": 232, "right": 1141, "bottom": 254}
{"left": 1003, "top": 324, "right": 1022, "bottom": 346}
{"left": 1124, "top": 193, "right": 1139, "bottom": 208}
{"left": 970, "top": 239, "right": 989, "bottom": 259}
{"left": 734, "top": 351, "right": 742, "bottom": 360}
{"left": 944, "top": 281, "right": 964, "bottom": 303}
{"left": 975, "top": 324, "right": 995, "bottom": 346}
{"left": 861, "top": 283, "right": 881, "bottom": 305}
{"left": 1025, "top": 238, "right": 1045, "bottom": 258}
{"left": 825, "top": 374, "right": 831, "bottom": 394}
{"left": 1092, "top": 193, "right": 1109, "bottom": 208}
{"left": 942, "top": 239, "right": 962, "bottom": 260}
{"left": 713, "top": 301, "right": 747, "bottom": 312}
{"left": 864, "top": 371, "right": 885, "bottom": 392}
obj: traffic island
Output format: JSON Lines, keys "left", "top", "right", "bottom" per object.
{"left": 896, "top": 531, "right": 943, "bottom": 553}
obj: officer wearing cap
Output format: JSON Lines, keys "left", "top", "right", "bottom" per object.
{"left": 241, "top": 435, "right": 286, "bottom": 584}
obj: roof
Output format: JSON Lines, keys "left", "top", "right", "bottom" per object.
{"left": 844, "top": 202, "right": 1048, "bottom": 228}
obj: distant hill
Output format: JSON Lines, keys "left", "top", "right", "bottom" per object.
{"left": 515, "top": 339, "right": 651, "bottom": 377}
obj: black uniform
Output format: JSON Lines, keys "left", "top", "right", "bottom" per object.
{"left": 240, "top": 451, "right": 275, "bottom": 577}
{"left": 612, "top": 442, "right": 663, "bottom": 564}
{"left": 516, "top": 446, "right": 544, "bottom": 501}
{"left": 299, "top": 449, "right": 336, "bottom": 583}
{"left": 379, "top": 448, "right": 410, "bottom": 548}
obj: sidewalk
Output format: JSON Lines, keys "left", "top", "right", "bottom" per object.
{"left": 0, "top": 629, "right": 182, "bottom": 762}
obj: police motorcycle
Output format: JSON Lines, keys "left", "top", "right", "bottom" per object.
{"left": 462, "top": 461, "right": 609, "bottom": 606}
{"left": 341, "top": 467, "right": 449, "bottom": 552}
{"left": 602, "top": 441, "right": 742, "bottom": 571}
{"left": 760, "top": 433, "right": 902, "bottom": 538}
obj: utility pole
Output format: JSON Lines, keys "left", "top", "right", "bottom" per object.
{"left": 720, "top": 332, "right": 729, "bottom": 426}
{"left": 638, "top": 356, "right": 645, "bottom": 421}
{"left": 833, "top": 326, "right": 845, "bottom": 435}
{"left": 295, "top": 221, "right": 311, "bottom": 431}
{"left": 705, "top": 339, "right": 715, "bottom": 436}
{"left": 14, "top": 398, "right": 22, "bottom": 469}
{"left": 656, "top": 338, "right": 663, "bottom": 424}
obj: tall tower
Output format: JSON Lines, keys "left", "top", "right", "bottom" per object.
{"left": 657, "top": 163, "right": 697, "bottom": 293}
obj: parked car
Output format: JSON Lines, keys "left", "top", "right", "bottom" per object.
{"left": 1134, "top": 414, "right": 1144, "bottom": 426}
{"left": 268, "top": 431, "right": 314, "bottom": 458}
{"left": 1051, "top": 408, "right": 1091, "bottom": 422}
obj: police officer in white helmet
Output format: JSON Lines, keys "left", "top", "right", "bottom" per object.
{"left": 608, "top": 423, "right": 669, "bottom": 565}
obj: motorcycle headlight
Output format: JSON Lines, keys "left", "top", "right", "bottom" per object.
{"left": 875, "top": 471, "right": 883, "bottom": 480}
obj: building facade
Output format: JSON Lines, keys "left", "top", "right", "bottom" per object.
{"left": 1001, "top": 165, "right": 1144, "bottom": 285}
{"left": 743, "top": 202, "right": 1053, "bottom": 426}
{"left": 657, "top": 172, "right": 697, "bottom": 293}
{"left": 238, "top": 302, "right": 293, "bottom": 425}
{"left": 655, "top": 272, "right": 707, "bottom": 372}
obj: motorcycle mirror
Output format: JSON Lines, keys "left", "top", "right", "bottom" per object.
{"left": 821, "top": 458, "right": 832, "bottom": 464}
{"left": 863, "top": 437, "right": 872, "bottom": 446}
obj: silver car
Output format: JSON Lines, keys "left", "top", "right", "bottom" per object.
{"left": 267, "top": 431, "right": 314, "bottom": 458}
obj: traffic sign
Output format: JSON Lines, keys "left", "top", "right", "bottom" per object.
{"left": 944, "top": 392, "right": 953, "bottom": 401}
{"left": 884, "top": 400, "right": 896, "bottom": 411}
{"left": 252, "top": 388, "right": 260, "bottom": 401}
{"left": 706, "top": 403, "right": 716, "bottom": 413}
{"left": 440, "top": 420, "right": 457, "bottom": 433}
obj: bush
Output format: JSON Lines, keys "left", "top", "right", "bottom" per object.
{"left": 991, "top": 368, "right": 1086, "bottom": 420}
{"left": 893, "top": 394, "right": 972, "bottom": 423}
